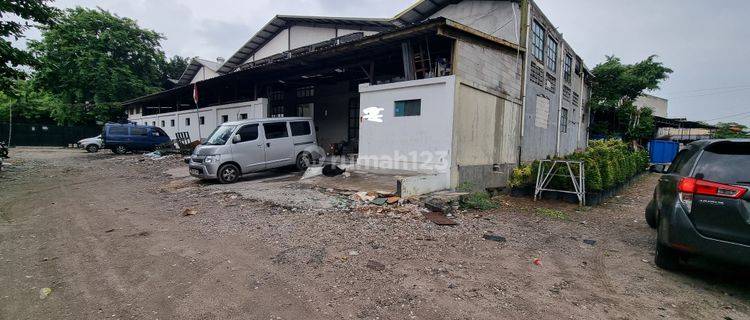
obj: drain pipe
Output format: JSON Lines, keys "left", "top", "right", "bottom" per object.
{"left": 518, "top": 0, "right": 532, "bottom": 165}
{"left": 554, "top": 35, "right": 565, "bottom": 157}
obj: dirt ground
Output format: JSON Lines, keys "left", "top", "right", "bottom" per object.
{"left": 1, "top": 147, "right": 749, "bottom": 320}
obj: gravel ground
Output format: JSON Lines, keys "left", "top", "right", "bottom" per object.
{"left": 1, "top": 147, "right": 749, "bottom": 320}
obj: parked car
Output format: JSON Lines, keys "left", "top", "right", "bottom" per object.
{"left": 188, "top": 117, "right": 320, "bottom": 183}
{"left": 78, "top": 135, "right": 103, "bottom": 153}
{"left": 646, "top": 139, "right": 750, "bottom": 270}
{"left": 102, "top": 123, "right": 171, "bottom": 154}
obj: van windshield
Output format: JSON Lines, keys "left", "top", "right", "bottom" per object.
{"left": 204, "top": 125, "right": 236, "bottom": 145}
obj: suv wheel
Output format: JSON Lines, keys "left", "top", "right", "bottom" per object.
{"left": 218, "top": 164, "right": 240, "bottom": 184}
{"left": 645, "top": 199, "right": 657, "bottom": 229}
{"left": 655, "top": 241, "right": 682, "bottom": 270}
{"left": 296, "top": 152, "right": 312, "bottom": 171}
{"left": 86, "top": 144, "right": 99, "bottom": 153}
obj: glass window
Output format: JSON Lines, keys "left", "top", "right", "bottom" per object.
{"left": 221, "top": 115, "right": 229, "bottom": 123}
{"left": 240, "top": 113, "right": 248, "bottom": 120}
{"left": 531, "top": 20, "right": 545, "bottom": 61}
{"left": 547, "top": 37, "right": 558, "bottom": 72}
{"left": 199, "top": 116, "right": 205, "bottom": 125}
{"left": 290, "top": 121, "right": 311, "bottom": 136}
{"left": 235, "top": 124, "right": 259, "bottom": 143}
{"left": 185, "top": 118, "right": 191, "bottom": 126}
{"left": 269, "top": 90, "right": 284, "bottom": 101}
{"left": 693, "top": 142, "right": 750, "bottom": 184}
{"left": 560, "top": 108, "right": 568, "bottom": 133}
{"left": 109, "top": 126, "right": 128, "bottom": 135}
{"left": 394, "top": 99, "right": 421, "bottom": 117}
{"left": 131, "top": 127, "right": 148, "bottom": 136}
{"left": 263, "top": 122, "right": 289, "bottom": 139}
{"left": 161, "top": 120, "right": 165, "bottom": 127}
{"left": 204, "top": 125, "right": 237, "bottom": 145}
{"left": 154, "top": 128, "right": 167, "bottom": 137}
{"left": 170, "top": 119, "right": 175, "bottom": 127}
{"left": 296, "top": 86, "right": 315, "bottom": 98}
{"left": 563, "top": 54, "right": 573, "bottom": 82}
{"left": 152, "top": 121, "right": 156, "bottom": 126}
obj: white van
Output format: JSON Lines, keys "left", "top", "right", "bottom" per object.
{"left": 188, "top": 117, "right": 321, "bottom": 183}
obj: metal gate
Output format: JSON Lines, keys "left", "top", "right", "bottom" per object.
{"left": 0, "top": 123, "right": 102, "bottom": 147}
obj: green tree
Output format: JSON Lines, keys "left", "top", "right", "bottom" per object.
{"left": 28, "top": 7, "right": 166, "bottom": 124}
{"left": 713, "top": 122, "right": 749, "bottom": 139}
{"left": 588, "top": 55, "right": 672, "bottom": 141}
{"left": 160, "top": 55, "right": 189, "bottom": 89}
{"left": 0, "top": 0, "right": 59, "bottom": 89}
{"left": 0, "top": 79, "right": 65, "bottom": 123}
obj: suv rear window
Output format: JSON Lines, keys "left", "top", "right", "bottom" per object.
{"left": 693, "top": 142, "right": 750, "bottom": 184}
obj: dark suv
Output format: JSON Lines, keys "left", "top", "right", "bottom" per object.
{"left": 646, "top": 139, "right": 750, "bottom": 269}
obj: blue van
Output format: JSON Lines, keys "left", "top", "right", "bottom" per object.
{"left": 102, "top": 123, "right": 171, "bottom": 154}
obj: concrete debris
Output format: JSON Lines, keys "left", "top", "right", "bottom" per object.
{"left": 423, "top": 197, "right": 457, "bottom": 215}
{"left": 182, "top": 208, "right": 197, "bottom": 216}
{"left": 322, "top": 164, "right": 345, "bottom": 177}
{"left": 583, "top": 239, "right": 597, "bottom": 246}
{"left": 482, "top": 233, "right": 507, "bottom": 242}
{"left": 423, "top": 212, "right": 458, "bottom": 226}
{"left": 348, "top": 250, "right": 360, "bottom": 256}
{"left": 301, "top": 166, "right": 323, "bottom": 180}
{"left": 386, "top": 196, "right": 401, "bottom": 204}
{"left": 371, "top": 198, "right": 388, "bottom": 206}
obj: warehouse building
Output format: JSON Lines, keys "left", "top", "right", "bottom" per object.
{"left": 123, "top": 0, "right": 593, "bottom": 192}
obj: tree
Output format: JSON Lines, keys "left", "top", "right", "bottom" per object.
{"left": 713, "top": 122, "right": 749, "bottom": 139}
{"left": 28, "top": 7, "right": 166, "bottom": 124}
{"left": 588, "top": 55, "right": 672, "bottom": 141}
{"left": 0, "top": 0, "right": 59, "bottom": 89}
{"left": 160, "top": 55, "right": 189, "bottom": 89}
{"left": 0, "top": 79, "right": 65, "bottom": 123}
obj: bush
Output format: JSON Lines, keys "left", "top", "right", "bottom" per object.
{"left": 509, "top": 164, "right": 533, "bottom": 188}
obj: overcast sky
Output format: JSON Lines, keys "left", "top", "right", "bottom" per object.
{"left": 14, "top": 0, "right": 750, "bottom": 126}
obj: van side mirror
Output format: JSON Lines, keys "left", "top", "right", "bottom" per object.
{"left": 232, "top": 134, "right": 241, "bottom": 143}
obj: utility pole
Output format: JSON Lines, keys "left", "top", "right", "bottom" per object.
{"left": 7, "top": 100, "right": 12, "bottom": 146}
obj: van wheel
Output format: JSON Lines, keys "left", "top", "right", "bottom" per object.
{"left": 112, "top": 145, "right": 128, "bottom": 154}
{"left": 218, "top": 164, "right": 240, "bottom": 184}
{"left": 86, "top": 144, "right": 99, "bottom": 153}
{"left": 296, "top": 152, "right": 312, "bottom": 171}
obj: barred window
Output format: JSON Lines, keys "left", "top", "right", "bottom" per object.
{"left": 560, "top": 108, "right": 569, "bottom": 133}
{"left": 531, "top": 21, "right": 545, "bottom": 62}
{"left": 547, "top": 37, "right": 558, "bottom": 72}
{"left": 563, "top": 54, "right": 573, "bottom": 82}
{"left": 296, "top": 86, "right": 315, "bottom": 98}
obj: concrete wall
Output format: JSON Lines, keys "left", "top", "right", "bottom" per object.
{"left": 255, "top": 28, "right": 290, "bottom": 60}
{"left": 190, "top": 66, "right": 219, "bottom": 84}
{"left": 634, "top": 94, "right": 668, "bottom": 117}
{"left": 430, "top": 0, "right": 521, "bottom": 44}
{"left": 453, "top": 40, "right": 522, "bottom": 99}
{"left": 128, "top": 99, "right": 268, "bottom": 140}
{"left": 357, "top": 76, "right": 456, "bottom": 177}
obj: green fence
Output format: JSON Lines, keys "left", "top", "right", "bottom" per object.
{"left": 0, "top": 123, "right": 101, "bottom": 147}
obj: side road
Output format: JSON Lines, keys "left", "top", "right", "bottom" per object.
{"left": 1, "top": 147, "right": 748, "bottom": 320}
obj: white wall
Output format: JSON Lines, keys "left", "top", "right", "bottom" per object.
{"left": 190, "top": 66, "right": 219, "bottom": 84}
{"left": 128, "top": 99, "right": 268, "bottom": 140}
{"left": 357, "top": 76, "right": 456, "bottom": 175}
{"left": 249, "top": 26, "right": 381, "bottom": 63}
{"left": 634, "top": 94, "right": 668, "bottom": 118}
{"left": 289, "top": 25, "right": 336, "bottom": 48}
{"left": 254, "top": 28, "right": 290, "bottom": 60}
{"left": 430, "top": 0, "right": 521, "bottom": 44}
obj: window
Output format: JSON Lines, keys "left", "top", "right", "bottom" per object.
{"left": 531, "top": 20, "right": 545, "bottom": 61}
{"left": 290, "top": 121, "right": 311, "bottom": 136}
{"left": 560, "top": 108, "right": 568, "bottom": 133}
{"left": 693, "top": 142, "right": 750, "bottom": 184}
{"left": 239, "top": 113, "right": 248, "bottom": 120}
{"left": 297, "top": 103, "right": 314, "bottom": 118}
{"left": 185, "top": 118, "right": 191, "bottom": 126}
{"left": 563, "top": 54, "right": 573, "bottom": 82}
{"left": 161, "top": 120, "right": 165, "bottom": 127}
{"left": 270, "top": 105, "right": 285, "bottom": 118}
{"left": 131, "top": 127, "right": 148, "bottom": 136}
{"left": 394, "top": 99, "right": 421, "bottom": 117}
{"left": 199, "top": 116, "right": 205, "bottom": 125}
{"left": 109, "top": 126, "right": 128, "bottom": 135}
{"left": 152, "top": 121, "right": 156, "bottom": 126}
{"left": 235, "top": 124, "right": 259, "bottom": 143}
{"left": 269, "top": 90, "right": 284, "bottom": 101}
{"left": 154, "top": 128, "right": 167, "bottom": 137}
{"left": 221, "top": 115, "right": 229, "bottom": 123}
{"left": 296, "top": 86, "right": 314, "bottom": 98}
{"left": 263, "top": 122, "right": 289, "bottom": 139}
{"left": 547, "top": 37, "right": 558, "bottom": 72}
{"left": 170, "top": 119, "right": 175, "bottom": 127}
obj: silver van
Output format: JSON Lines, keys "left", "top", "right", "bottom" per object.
{"left": 188, "top": 117, "right": 321, "bottom": 183}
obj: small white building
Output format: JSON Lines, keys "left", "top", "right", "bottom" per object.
{"left": 124, "top": 0, "right": 593, "bottom": 193}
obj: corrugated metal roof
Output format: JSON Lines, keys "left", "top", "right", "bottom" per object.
{"left": 176, "top": 58, "right": 223, "bottom": 86}
{"left": 393, "top": 0, "right": 460, "bottom": 26}
{"left": 216, "top": 15, "right": 396, "bottom": 74}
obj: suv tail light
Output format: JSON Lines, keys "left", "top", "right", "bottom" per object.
{"left": 677, "top": 177, "right": 747, "bottom": 212}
